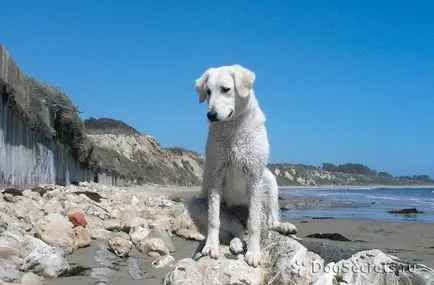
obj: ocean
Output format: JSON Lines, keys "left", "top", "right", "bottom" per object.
{"left": 280, "top": 187, "right": 434, "bottom": 223}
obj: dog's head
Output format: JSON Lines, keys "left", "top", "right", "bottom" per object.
{"left": 195, "top": 64, "right": 255, "bottom": 123}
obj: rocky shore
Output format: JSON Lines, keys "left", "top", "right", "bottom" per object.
{"left": 0, "top": 182, "right": 204, "bottom": 284}
{"left": 1, "top": 183, "right": 434, "bottom": 285}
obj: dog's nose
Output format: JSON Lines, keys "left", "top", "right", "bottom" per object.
{"left": 207, "top": 111, "right": 218, "bottom": 122}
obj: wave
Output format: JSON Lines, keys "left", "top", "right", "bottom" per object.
{"left": 366, "top": 195, "right": 401, "bottom": 201}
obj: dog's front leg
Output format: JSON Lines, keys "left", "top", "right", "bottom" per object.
{"left": 201, "top": 173, "right": 223, "bottom": 259}
{"left": 245, "top": 178, "right": 263, "bottom": 267}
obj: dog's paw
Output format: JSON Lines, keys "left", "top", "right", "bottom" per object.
{"left": 201, "top": 243, "right": 219, "bottom": 259}
{"left": 229, "top": 237, "right": 244, "bottom": 254}
{"left": 273, "top": 222, "right": 297, "bottom": 236}
{"left": 245, "top": 249, "right": 261, "bottom": 267}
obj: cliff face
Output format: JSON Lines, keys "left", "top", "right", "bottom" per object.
{"left": 85, "top": 118, "right": 203, "bottom": 186}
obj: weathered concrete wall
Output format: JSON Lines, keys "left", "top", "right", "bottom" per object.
{"left": 0, "top": 87, "right": 96, "bottom": 188}
{"left": 0, "top": 44, "right": 121, "bottom": 189}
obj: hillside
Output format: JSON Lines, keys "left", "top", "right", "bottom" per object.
{"left": 269, "top": 163, "right": 434, "bottom": 186}
{"left": 84, "top": 118, "right": 203, "bottom": 186}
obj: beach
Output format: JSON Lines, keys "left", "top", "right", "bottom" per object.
{"left": 37, "top": 184, "right": 434, "bottom": 284}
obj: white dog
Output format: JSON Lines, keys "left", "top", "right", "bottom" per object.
{"left": 189, "top": 64, "right": 297, "bottom": 267}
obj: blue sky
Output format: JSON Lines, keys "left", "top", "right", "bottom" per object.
{"left": 1, "top": 1, "right": 433, "bottom": 177}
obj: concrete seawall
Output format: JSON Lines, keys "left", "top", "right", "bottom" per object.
{"left": 0, "top": 44, "right": 121, "bottom": 189}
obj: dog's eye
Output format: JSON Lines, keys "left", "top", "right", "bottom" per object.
{"left": 206, "top": 89, "right": 211, "bottom": 96}
{"left": 221, "top": 87, "right": 230, "bottom": 93}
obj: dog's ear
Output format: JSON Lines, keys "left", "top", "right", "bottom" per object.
{"left": 195, "top": 68, "right": 214, "bottom": 103}
{"left": 231, "top": 64, "right": 255, "bottom": 98}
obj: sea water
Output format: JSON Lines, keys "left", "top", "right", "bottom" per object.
{"left": 280, "top": 187, "right": 434, "bottom": 223}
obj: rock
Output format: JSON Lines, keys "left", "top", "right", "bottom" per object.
{"left": 130, "top": 227, "right": 150, "bottom": 247}
{"left": 3, "top": 193, "right": 16, "bottom": 203}
{"left": 74, "top": 226, "right": 91, "bottom": 248}
{"left": 21, "top": 272, "right": 42, "bottom": 285}
{"left": 174, "top": 228, "right": 205, "bottom": 241}
{"left": 107, "top": 237, "right": 132, "bottom": 257}
{"left": 88, "top": 228, "right": 111, "bottom": 240}
{"left": 109, "top": 208, "right": 122, "bottom": 220}
{"left": 0, "top": 232, "right": 21, "bottom": 259}
{"left": 152, "top": 255, "right": 176, "bottom": 268}
{"left": 387, "top": 208, "right": 424, "bottom": 214}
{"left": 0, "top": 259, "right": 21, "bottom": 282}
{"left": 103, "top": 219, "right": 122, "bottom": 231}
{"left": 9, "top": 256, "right": 23, "bottom": 266}
{"left": 35, "top": 214, "right": 75, "bottom": 254}
{"left": 67, "top": 210, "right": 88, "bottom": 227}
{"left": 109, "top": 231, "right": 130, "bottom": 241}
{"left": 147, "top": 228, "right": 175, "bottom": 253}
{"left": 164, "top": 247, "right": 261, "bottom": 285}
{"left": 131, "top": 195, "right": 140, "bottom": 206}
{"left": 0, "top": 245, "right": 20, "bottom": 259}
{"left": 163, "top": 259, "right": 202, "bottom": 285}
{"left": 164, "top": 231, "right": 434, "bottom": 285}
{"left": 78, "top": 181, "right": 90, "bottom": 187}
{"left": 306, "top": 233, "right": 352, "bottom": 242}
{"left": 123, "top": 216, "right": 147, "bottom": 231}
{"left": 280, "top": 205, "right": 291, "bottom": 211}
{"left": 20, "top": 235, "right": 69, "bottom": 278}
{"left": 140, "top": 238, "right": 169, "bottom": 256}
{"left": 43, "top": 199, "right": 63, "bottom": 215}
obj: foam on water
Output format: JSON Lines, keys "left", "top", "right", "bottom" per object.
{"left": 281, "top": 187, "right": 434, "bottom": 223}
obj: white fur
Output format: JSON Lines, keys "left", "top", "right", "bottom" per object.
{"left": 190, "top": 64, "right": 297, "bottom": 268}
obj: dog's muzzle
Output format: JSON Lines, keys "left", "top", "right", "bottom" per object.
{"left": 207, "top": 110, "right": 218, "bottom": 122}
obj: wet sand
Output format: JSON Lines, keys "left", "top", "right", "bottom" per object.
{"left": 288, "top": 218, "right": 434, "bottom": 268}
{"left": 44, "top": 236, "right": 200, "bottom": 285}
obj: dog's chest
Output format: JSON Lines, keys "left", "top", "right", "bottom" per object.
{"left": 223, "top": 166, "right": 248, "bottom": 206}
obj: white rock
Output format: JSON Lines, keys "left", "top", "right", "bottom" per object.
{"left": 0, "top": 259, "right": 21, "bottom": 282}
{"left": 35, "top": 213, "right": 75, "bottom": 254}
{"left": 78, "top": 181, "right": 90, "bottom": 187}
{"left": 88, "top": 228, "right": 111, "bottom": 241}
{"left": 103, "top": 219, "right": 122, "bottom": 231}
{"left": 20, "top": 235, "right": 69, "bottom": 278}
{"left": 131, "top": 195, "right": 140, "bottom": 206}
{"left": 140, "top": 238, "right": 169, "bottom": 256}
{"left": 164, "top": 232, "right": 434, "bottom": 285}
{"left": 74, "top": 226, "right": 91, "bottom": 248}
{"left": 3, "top": 193, "right": 16, "bottom": 203}
{"left": 107, "top": 237, "right": 132, "bottom": 257}
{"left": 21, "top": 272, "right": 43, "bottom": 285}
{"left": 123, "top": 216, "right": 147, "bottom": 231}
{"left": 43, "top": 199, "right": 64, "bottom": 215}
{"left": 152, "top": 255, "right": 176, "bottom": 268}
{"left": 109, "top": 208, "right": 122, "bottom": 220}
{"left": 147, "top": 228, "right": 175, "bottom": 253}
{"left": 130, "top": 227, "right": 150, "bottom": 247}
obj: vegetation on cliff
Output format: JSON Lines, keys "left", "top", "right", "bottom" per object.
{"left": 269, "top": 163, "right": 434, "bottom": 186}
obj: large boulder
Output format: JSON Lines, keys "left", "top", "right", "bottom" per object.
{"left": 19, "top": 235, "right": 69, "bottom": 278}
{"left": 164, "top": 232, "right": 434, "bottom": 285}
{"left": 34, "top": 213, "right": 75, "bottom": 254}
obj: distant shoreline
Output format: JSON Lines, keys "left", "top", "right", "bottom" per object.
{"left": 279, "top": 184, "right": 434, "bottom": 190}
